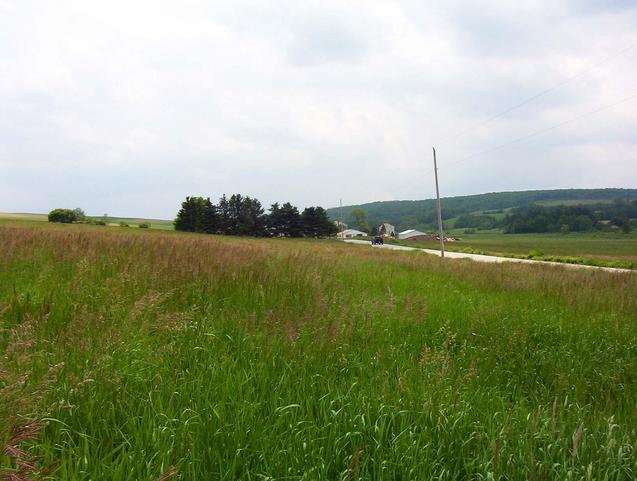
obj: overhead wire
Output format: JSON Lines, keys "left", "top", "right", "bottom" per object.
{"left": 437, "top": 42, "right": 637, "bottom": 147}
{"left": 403, "top": 42, "right": 636, "bottom": 199}
{"left": 444, "top": 92, "right": 637, "bottom": 168}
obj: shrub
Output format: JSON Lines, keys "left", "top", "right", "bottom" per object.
{"left": 119, "top": 221, "right": 130, "bottom": 228}
{"left": 72, "top": 208, "right": 86, "bottom": 222}
{"left": 48, "top": 208, "right": 78, "bottom": 223}
{"left": 138, "top": 222, "right": 151, "bottom": 229}
{"left": 622, "top": 221, "right": 632, "bottom": 234}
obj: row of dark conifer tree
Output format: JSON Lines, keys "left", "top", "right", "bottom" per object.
{"left": 174, "top": 194, "right": 338, "bottom": 237}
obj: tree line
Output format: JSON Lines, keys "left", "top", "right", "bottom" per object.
{"left": 502, "top": 200, "right": 636, "bottom": 234}
{"left": 455, "top": 213, "right": 501, "bottom": 230}
{"left": 174, "top": 195, "right": 338, "bottom": 237}
{"left": 327, "top": 189, "right": 637, "bottom": 232}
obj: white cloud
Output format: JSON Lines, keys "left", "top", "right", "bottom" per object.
{"left": 0, "top": 0, "right": 635, "bottom": 217}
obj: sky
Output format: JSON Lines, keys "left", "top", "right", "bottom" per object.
{"left": 1, "top": 0, "right": 636, "bottom": 218}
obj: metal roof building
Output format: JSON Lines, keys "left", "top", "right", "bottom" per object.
{"left": 339, "top": 228, "right": 369, "bottom": 238}
{"left": 398, "top": 229, "right": 428, "bottom": 240}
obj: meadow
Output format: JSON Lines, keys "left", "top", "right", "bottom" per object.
{"left": 1, "top": 221, "right": 636, "bottom": 480}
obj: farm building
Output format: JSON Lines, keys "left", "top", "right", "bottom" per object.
{"left": 398, "top": 229, "right": 429, "bottom": 241}
{"left": 339, "top": 228, "right": 368, "bottom": 238}
{"left": 377, "top": 223, "right": 396, "bottom": 237}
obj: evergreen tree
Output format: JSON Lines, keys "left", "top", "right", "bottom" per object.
{"left": 174, "top": 196, "right": 216, "bottom": 233}
{"left": 174, "top": 197, "right": 198, "bottom": 231}
{"left": 281, "top": 202, "right": 303, "bottom": 237}
{"left": 217, "top": 195, "right": 230, "bottom": 234}
{"left": 223, "top": 194, "right": 267, "bottom": 236}
{"left": 239, "top": 196, "right": 266, "bottom": 236}
{"left": 200, "top": 198, "right": 218, "bottom": 234}
{"left": 301, "top": 207, "right": 318, "bottom": 237}
{"left": 176, "top": 194, "right": 332, "bottom": 238}
{"left": 268, "top": 202, "right": 302, "bottom": 237}
{"left": 227, "top": 194, "right": 244, "bottom": 235}
{"left": 302, "top": 206, "right": 337, "bottom": 237}
{"left": 267, "top": 203, "right": 284, "bottom": 236}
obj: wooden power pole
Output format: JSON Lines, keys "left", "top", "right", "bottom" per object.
{"left": 339, "top": 199, "right": 344, "bottom": 241}
{"left": 433, "top": 147, "right": 445, "bottom": 257}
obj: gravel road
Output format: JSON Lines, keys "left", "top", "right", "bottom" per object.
{"left": 343, "top": 239, "right": 633, "bottom": 274}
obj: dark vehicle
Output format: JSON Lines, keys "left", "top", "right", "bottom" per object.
{"left": 371, "top": 236, "right": 384, "bottom": 246}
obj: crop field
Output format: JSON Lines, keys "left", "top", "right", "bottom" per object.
{"left": 1, "top": 222, "right": 636, "bottom": 480}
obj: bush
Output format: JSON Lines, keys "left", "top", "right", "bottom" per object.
{"left": 95, "top": 214, "right": 110, "bottom": 226}
{"left": 527, "top": 249, "right": 545, "bottom": 258}
{"left": 48, "top": 208, "right": 78, "bottom": 223}
{"left": 72, "top": 208, "right": 86, "bottom": 222}
{"left": 119, "top": 221, "right": 130, "bottom": 228}
{"left": 138, "top": 222, "right": 151, "bottom": 229}
{"left": 622, "top": 221, "right": 632, "bottom": 234}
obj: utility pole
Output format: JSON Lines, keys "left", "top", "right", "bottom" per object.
{"left": 339, "top": 199, "right": 344, "bottom": 241}
{"left": 433, "top": 147, "right": 445, "bottom": 257}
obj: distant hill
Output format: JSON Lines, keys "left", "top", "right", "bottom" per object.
{"left": 327, "top": 188, "right": 637, "bottom": 232}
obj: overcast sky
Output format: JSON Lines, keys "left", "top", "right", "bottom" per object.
{"left": 1, "top": 0, "right": 636, "bottom": 218}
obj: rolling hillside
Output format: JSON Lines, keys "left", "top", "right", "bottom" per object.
{"left": 327, "top": 188, "right": 637, "bottom": 232}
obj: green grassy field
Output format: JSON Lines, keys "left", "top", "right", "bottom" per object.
{"left": 1, "top": 222, "right": 636, "bottom": 480}
{"left": 451, "top": 231, "right": 637, "bottom": 260}
{"left": 388, "top": 231, "right": 637, "bottom": 269}
{"left": 104, "top": 217, "right": 174, "bottom": 230}
{"left": 0, "top": 212, "right": 174, "bottom": 230}
{"left": 0, "top": 212, "right": 49, "bottom": 222}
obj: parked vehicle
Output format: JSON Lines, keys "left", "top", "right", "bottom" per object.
{"left": 371, "top": 236, "right": 384, "bottom": 246}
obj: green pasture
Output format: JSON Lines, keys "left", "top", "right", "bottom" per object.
{"left": 0, "top": 212, "right": 174, "bottom": 230}
{"left": 1, "top": 222, "right": 636, "bottom": 480}
{"left": 452, "top": 231, "right": 637, "bottom": 260}
{"left": 391, "top": 231, "right": 637, "bottom": 267}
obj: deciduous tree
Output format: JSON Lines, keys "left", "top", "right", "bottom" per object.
{"left": 348, "top": 207, "right": 369, "bottom": 233}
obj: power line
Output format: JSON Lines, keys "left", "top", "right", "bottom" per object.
{"left": 438, "top": 42, "right": 637, "bottom": 146}
{"left": 410, "top": 91, "right": 636, "bottom": 199}
{"left": 445, "top": 92, "right": 637, "bottom": 168}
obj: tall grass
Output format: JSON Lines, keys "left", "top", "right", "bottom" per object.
{"left": 1, "top": 223, "right": 636, "bottom": 480}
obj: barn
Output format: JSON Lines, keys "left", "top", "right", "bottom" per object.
{"left": 378, "top": 223, "right": 396, "bottom": 237}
